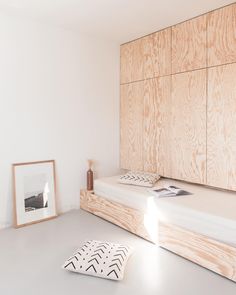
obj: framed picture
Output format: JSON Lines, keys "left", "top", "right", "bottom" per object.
{"left": 13, "top": 160, "right": 57, "bottom": 228}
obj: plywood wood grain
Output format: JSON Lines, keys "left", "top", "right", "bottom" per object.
{"left": 120, "top": 81, "right": 143, "bottom": 171}
{"left": 120, "top": 4, "right": 236, "bottom": 191}
{"left": 208, "top": 4, "right": 236, "bottom": 67}
{"left": 121, "top": 28, "right": 171, "bottom": 84}
{"left": 80, "top": 190, "right": 155, "bottom": 242}
{"left": 120, "top": 39, "right": 143, "bottom": 84}
{"left": 159, "top": 222, "right": 236, "bottom": 282}
{"left": 120, "top": 43, "right": 133, "bottom": 84}
{"left": 172, "top": 15, "right": 207, "bottom": 73}
{"left": 143, "top": 28, "right": 171, "bottom": 79}
{"left": 207, "top": 63, "right": 236, "bottom": 190}
{"left": 81, "top": 189, "right": 236, "bottom": 282}
{"left": 143, "top": 76, "right": 171, "bottom": 173}
{"left": 143, "top": 78, "right": 158, "bottom": 173}
{"left": 167, "top": 70, "right": 207, "bottom": 183}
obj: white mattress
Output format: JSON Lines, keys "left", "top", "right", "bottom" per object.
{"left": 94, "top": 176, "right": 236, "bottom": 247}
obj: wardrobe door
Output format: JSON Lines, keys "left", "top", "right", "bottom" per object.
{"left": 120, "top": 43, "right": 133, "bottom": 84}
{"left": 143, "top": 76, "right": 171, "bottom": 173}
{"left": 172, "top": 15, "right": 207, "bottom": 73}
{"left": 143, "top": 28, "right": 171, "bottom": 79}
{"left": 120, "top": 81, "right": 143, "bottom": 171}
{"left": 207, "top": 63, "right": 236, "bottom": 190}
{"left": 208, "top": 4, "right": 236, "bottom": 67}
{"left": 168, "top": 69, "right": 207, "bottom": 183}
{"left": 120, "top": 39, "right": 143, "bottom": 84}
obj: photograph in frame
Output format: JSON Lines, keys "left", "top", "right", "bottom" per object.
{"left": 13, "top": 160, "right": 57, "bottom": 227}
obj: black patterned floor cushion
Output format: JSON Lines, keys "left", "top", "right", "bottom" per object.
{"left": 62, "top": 240, "right": 133, "bottom": 280}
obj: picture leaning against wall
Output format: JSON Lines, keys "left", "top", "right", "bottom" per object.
{"left": 13, "top": 160, "right": 57, "bottom": 227}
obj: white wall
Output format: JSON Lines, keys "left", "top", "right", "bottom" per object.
{"left": 0, "top": 12, "right": 120, "bottom": 228}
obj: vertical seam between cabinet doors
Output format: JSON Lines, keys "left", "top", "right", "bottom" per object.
{"left": 169, "top": 74, "right": 173, "bottom": 178}
{"left": 170, "top": 27, "right": 173, "bottom": 75}
{"left": 170, "top": 27, "right": 173, "bottom": 178}
{"left": 141, "top": 80, "right": 144, "bottom": 172}
{"left": 119, "top": 47, "right": 122, "bottom": 168}
{"left": 206, "top": 12, "right": 209, "bottom": 185}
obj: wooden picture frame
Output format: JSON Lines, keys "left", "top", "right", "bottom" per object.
{"left": 13, "top": 160, "right": 57, "bottom": 228}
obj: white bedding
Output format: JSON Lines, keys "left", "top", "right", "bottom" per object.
{"left": 94, "top": 176, "right": 236, "bottom": 247}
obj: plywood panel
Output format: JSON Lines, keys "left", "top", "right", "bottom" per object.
{"left": 120, "top": 43, "right": 133, "bottom": 84}
{"left": 143, "top": 28, "right": 171, "bottom": 79}
{"left": 167, "top": 69, "right": 207, "bottom": 183}
{"left": 81, "top": 190, "right": 236, "bottom": 282}
{"left": 80, "top": 189, "right": 156, "bottom": 242}
{"left": 207, "top": 63, "right": 236, "bottom": 190}
{"left": 120, "top": 81, "right": 143, "bottom": 171}
{"left": 159, "top": 222, "right": 236, "bottom": 282}
{"left": 120, "top": 39, "right": 143, "bottom": 84}
{"left": 172, "top": 15, "right": 207, "bottom": 73}
{"left": 121, "top": 28, "right": 171, "bottom": 84}
{"left": 143, "top": 76, "right": 171, "bottom": 173}
{"left": 208, "top": 4, "right": 236, "bottom": 67}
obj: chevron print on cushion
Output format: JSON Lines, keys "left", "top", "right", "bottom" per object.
{"left": 62, "top": 240, "right": 133, "bottom": 280}
{"left": 119, "top": 171, "right": 160, "bottom": 187}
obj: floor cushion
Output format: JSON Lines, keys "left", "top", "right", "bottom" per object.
{"left": 62, "top": 240, "right": 133, "bottom": 281}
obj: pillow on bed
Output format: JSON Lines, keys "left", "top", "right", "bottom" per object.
{"left": 119, "top": 171, "right": 160, "bottom": 187}
{"left": 62, "top": 240, "right": 133, "bottom": 281}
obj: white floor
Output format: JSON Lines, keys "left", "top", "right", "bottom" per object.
{"left": 0, "top": 210, "right": 235, "bottom": 295}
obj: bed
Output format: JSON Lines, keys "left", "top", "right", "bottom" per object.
{"left": 80, "top": 176, "right": 236, "bottom": 282}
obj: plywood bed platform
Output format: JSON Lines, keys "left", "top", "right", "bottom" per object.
{"left": 80, "top": 176, "right": 236, "bottom": 282}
